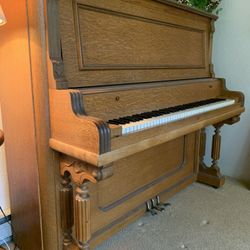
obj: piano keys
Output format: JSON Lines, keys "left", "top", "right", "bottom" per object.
{"left": 108, "top": 98, "right": 235, "bottom": 135}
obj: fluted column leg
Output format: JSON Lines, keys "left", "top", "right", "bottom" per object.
{"left": 60, "top": 174, "right": 74, "bottom": 249}
{"left": 59, "top": 158, "right": 113, "bottom": 250}
{"left": 197, "top": 125, "right": 225, "bottom": 188}
{"left": 199, "top": 128, "right": 208, "bottom": 169}
{"left": 75, "top": 182, "right": 91, "bottom": 250}
{"left": 211, "top": 125, "right": 222, "bottom": 171}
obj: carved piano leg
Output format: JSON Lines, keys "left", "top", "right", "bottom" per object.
{"left": 59, "top": 158, "right": 114, "bottom": 250}
{"left": 198, "top": 125, "right": 225, "bottom": 188}
{"left": 75, "top": 183, "right": 91, "bottom": 250}
{"left": 60, "top": 174, "right": 74, "bottom": 249}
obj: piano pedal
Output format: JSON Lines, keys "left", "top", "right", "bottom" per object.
{"left": 156, "top": 195, "right": 171, "bottom": 209}
{"left": 146, "top": 201, "right": 157, "bottom": 216}
{"left": 151, "top": 197, "right": 165, "bottom": 212}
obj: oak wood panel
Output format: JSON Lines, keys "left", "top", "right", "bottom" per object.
{"left": 98, "top": 136, "right": 185, "bottom": 208}
{"left": 83, "top": 79, "right": 222, "bottom": 121}
{"left": 50, "top": 89, "right": 101, "bottom": 154}
{"left": 90, "top": 133, "right": 198, "bottom": 234}
{"left": 91, "top": 174, "right": 196, "bottom": 249}
{"left": 58, "top": 0, "right": 213, "bottom": 87}
{"left": 75, "top": 4, "right": 205, "bottom": 70}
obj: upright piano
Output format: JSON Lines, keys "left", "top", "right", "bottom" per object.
{"left": 47, "top": 0, "right": 245, "bottom": 249}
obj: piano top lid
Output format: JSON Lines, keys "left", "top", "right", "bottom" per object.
{"left": 47, "top": 0, "right": 218, "bottom": 89}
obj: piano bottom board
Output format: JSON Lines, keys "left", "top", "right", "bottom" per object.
{"left": 87, "top": 131, "right": 200, "bottom": 249}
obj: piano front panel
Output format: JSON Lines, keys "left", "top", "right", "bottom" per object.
{"left": 58, "top": 0, "right": 214, "bottom": 87}
{"left": 82, "top": 79, "right": 222, "bottom": 121}
{"left": 88, "top": 132, "right": 198, "bottom": 239}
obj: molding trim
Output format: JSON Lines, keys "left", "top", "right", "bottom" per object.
{"left": 47, "top": 0, "right": 68, "bottom": 89}
{"left": 70, "top": 92, "right": 111, "bottom": 154}
{"left": 70, "top": 92, "right": 86, "bottom": 116}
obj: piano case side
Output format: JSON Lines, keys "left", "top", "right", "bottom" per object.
{"left": 49, "top": 89, "right": 111, "bottom": 166}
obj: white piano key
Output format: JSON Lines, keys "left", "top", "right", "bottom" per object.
{"left": 121, "top": 99, "right": 235, "bottom": 135}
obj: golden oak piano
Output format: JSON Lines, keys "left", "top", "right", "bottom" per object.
{"left": 46, "top": 0, "right": 245, "bottom": 249}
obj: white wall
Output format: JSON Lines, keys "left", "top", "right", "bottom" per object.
{"left": 208, "top": 0, "right": 250, "bottom": 182}
{"left": 0, "top": 105, "right": 10, "bottom": 214}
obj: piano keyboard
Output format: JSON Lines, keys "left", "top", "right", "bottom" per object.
{"left": 108, "top": 98, "right": 235, "bottom": 135}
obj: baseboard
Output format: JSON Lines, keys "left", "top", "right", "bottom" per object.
{"left": 0, "top": 209, "right": 12, "bottom": 245}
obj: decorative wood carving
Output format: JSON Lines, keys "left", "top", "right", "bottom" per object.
{"left": 209, "top": 20, "right": 215, "bottom": 77}
{"left": 199, "top": 128, "right": 207, "bottom": 169}
{"left": 198, "top": 116, "right": 240, "bottom": 188}
{"left": 198, "top": 125, "right": 225, "bottom": 188}
{"left": 75, "top": 183, "right": 91, "bottom": 250}
{"left": 60, "top": 161, "right": 97, "bottom": 185}
{"left": 60, "top": 174, "right": 74, "bottom": 249}
{"left": 198, "top": 115, "right": 240, "bottom": 188}
{"left": 59, "top": 158, "right": 114, "bottom": 249}
{"left": 46, "top": 0, "right": 68, "bottom": 88}
{"left": 60, "top": 158, "right": 114, "bottom": 183}
{"left": 60, "top": 160, "right": 95, "bottom": 250}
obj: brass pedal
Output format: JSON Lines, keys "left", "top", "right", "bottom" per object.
{"left": 146, "top": 196, "right": 171, "bottom": 215}
{"left": 146, "top": 200, "right": 157, "bottom": 216}
{"left": 156, "top": 195, "right": 171, "bottom": 209}
{"left": 151, "top": 197, "right": 165, "bottom": 212}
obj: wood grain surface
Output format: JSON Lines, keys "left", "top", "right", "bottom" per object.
{"left": 0, "top": 1, "right": 43, "bottom": 249}
{"left": 83, "top": 79, "right": 222, "bottom": 120}
{"left": 56, "top": 0, "right": 214, "bottom": 87}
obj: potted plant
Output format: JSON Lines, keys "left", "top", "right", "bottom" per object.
{"left": 177, "top": 0, "right": 222, "bottom": 13}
